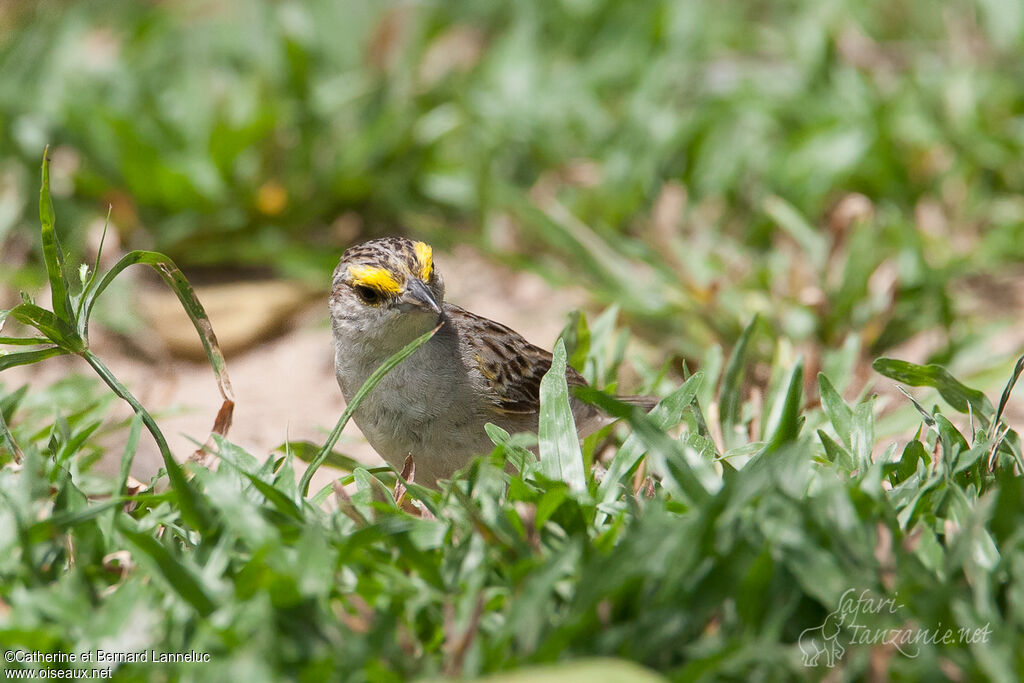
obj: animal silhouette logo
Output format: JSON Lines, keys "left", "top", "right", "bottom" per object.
{"left": 798, "top": 605, "right": 847, "bottom": 668}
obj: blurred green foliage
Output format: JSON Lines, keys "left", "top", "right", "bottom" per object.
{"left": 2, "top": 0, "right": 1024, "bottom": 360}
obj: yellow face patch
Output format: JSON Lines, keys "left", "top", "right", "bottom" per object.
{"left": 346, "top": 264, "right": 403, "bottom": 296}
{"left": 414, "top": 241, "right": 433, "bottom": 281}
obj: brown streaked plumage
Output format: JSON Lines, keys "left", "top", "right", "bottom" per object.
{"left": 450, "top": 305, "right": 588, "bottom": 415}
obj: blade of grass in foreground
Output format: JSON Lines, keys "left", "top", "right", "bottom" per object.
{"left": 81, "top": 250, "right": 233, "bottom": 402}
{"left": 988, "top": 353, "right": 1024, "bottom": 470}
{"left": 4, "top": 150, "right": 231, "bottom": 534}
{"left": 81, "top": 250, "right": 237, "bottom": 475}
{"left": 719, "top": 315, "right": 757, "bottom": 450}
{"left": 0, "top": 347, "right": 67, "bottom": 372}
{"left": 119, "top": 523, "right": 217, "bottom": 617}
{"left": 38, "top": 150, "right": 74, "bottom": 325}
{"left": 762, "top": 358, "right": 805, "bottom": 453}
{"left": 574, "top": 386, "right": 711, "bottom": 506}
{"left": 597, "top": 372, "right": 704, "bottom": 505}
{"left": 81, "top": 349, "right": 212, "bottom": 532}
{"left": 873, "top": 357, "right": 993, "bottom": 426}
{"left": 6, "top": 303, "right": 84, "bottom": 352}
{"left": 818, "top": 372, "right": 854, "bottom": 446}
{"left": 298, "top": 323, "right": 441, "bottom": 497}
{"left": 276, "top": 441, "right": 364, "bottom": 473}
{"left": 992, "top": 353, "right": 1024, "bottom": 433}
{"left": 0, "top": 334, "right": 53, "bottom": 346}
{"left": 538, "top": 339, "right": 585, "bottom": 493}
{"left": 0, "top": 393, "right": 24, "bottom": 463}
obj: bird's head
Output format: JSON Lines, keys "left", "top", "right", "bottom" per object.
{"left": 330, "top": 237, "right": 445, "bottom": 346}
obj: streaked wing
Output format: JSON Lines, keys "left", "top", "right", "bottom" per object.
{"left": 446, "top": 305, "right": 586, "bottom": 415}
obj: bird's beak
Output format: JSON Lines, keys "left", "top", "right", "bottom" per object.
{"left": 399, "top": 278, "right": 442, "bottom": 316}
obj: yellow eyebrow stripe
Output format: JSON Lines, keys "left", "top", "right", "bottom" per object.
{"left": 347, "top": 265, "right": 403, "bottom": 295}
{"left": 414, "top": 241, "right": 433, "bottom": 280}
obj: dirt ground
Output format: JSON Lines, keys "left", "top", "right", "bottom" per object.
{"left": 1, "top": 245, "right": 586, "bottom": 491}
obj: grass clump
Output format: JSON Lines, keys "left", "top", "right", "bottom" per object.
{"left": 1, "top": 160, "right": 1023, "bottom": 680}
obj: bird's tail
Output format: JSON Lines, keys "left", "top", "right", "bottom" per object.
{"left": 614, "top": 394, "right": 659, "bottom": 412}
{"left": 573, "top": 393, "right": 660, "bottom": 439}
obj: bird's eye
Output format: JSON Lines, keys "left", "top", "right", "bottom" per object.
{"left": 354, "top": 285, "right": 381, "bottom": 305}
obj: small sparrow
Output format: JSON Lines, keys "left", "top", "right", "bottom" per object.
{"left": 330, "top": 237, "right": 655, "bottom": 484}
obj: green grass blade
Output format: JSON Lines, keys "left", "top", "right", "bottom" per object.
{"left": 82, "top": 350, "right": 212, "bottom": 532}
{"left": 486, "top": 423, "right": 538, "bottom": 476}
{"left": 6, "top": 303, "right": 85, "bottom": 352}
{"left": 76, "top": 206, "right": 112, "bottom": 323}
{"left": 538, "top": 339, "right": 585, "bottom": 493}
{"left": 763, "top": 195, "right": 828, "bottom": 267}
{"left": 0, "top": 394, "right": 24, "bottom": 463}
{"left": 851, "top": 397, "right": 876, "bottom": 469}
{"left": 215, "top": 437, "right": 306, "bottom": 519}
{"left": 115, "top": 414, "right": 143, "bottom": 499}
{"left": 0, "top": 347, "right": 67, "bottom": 371}
{"left": 119, "top": 523, "right": 217, "bottom": 617}
{"left": 83, "top": 250, "right": 233, "bottom": 401}
{"left": 0, "top": 385, "right": 27, "bottom": 423}
{"left": 986, "top": 354, "right": 1024, "bottom": 470}
{"left": 27, "top": 498, "right": 134, "bottom": 542}
{"left": 817, "top": 429, "right": 855, "bottom": 470}
{"left": 895, "top": 385, "right": 937, "bottom": 431}
{"left": 38, "top": 150, "right": 74, "bottom": 326}
{"left": 935, "top": 414, "right": 970, "bottom": 460}
{"left": 873, "top": 358, "right": 994, "bottom": 426}
{"left": 560, "top": 310, "right": 591, "bottom": 374}
{"left": 682, "top": 360, "right": 714, "bottom": 442}
{"left": 597, "top": 372, "right": 704, "bottom": 503}
{"left": 277, "top": 441, "right": 363, "bottom": 473}
{"left": 762, "top": 358, "right": 805, "bottom": 452}
{"left": 99, "top": 414, "right": 144, "bottom": 541}
{"left": 298, "top": 323, "right": 441, "bottom": 496}
{"left": 720, "top": 315, "right": 758, "bottom": 449}
{"left": 993, "top": 353, "right": 1024, "bottom": 430}
{"left": 575, "top": 387, "right": 711, "bottom": 506}
{"left": 246, "top": 473, "right": 306, "bottom": 521}
{"left": 0, "top": 336, "right": 53, "bottom": 345}
{"left": 818, "top": 372, "right": 853, "bottom": 446}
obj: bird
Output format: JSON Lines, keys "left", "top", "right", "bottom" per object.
{"left": 329, "top": 236, "right": 657, "bottom": 485}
